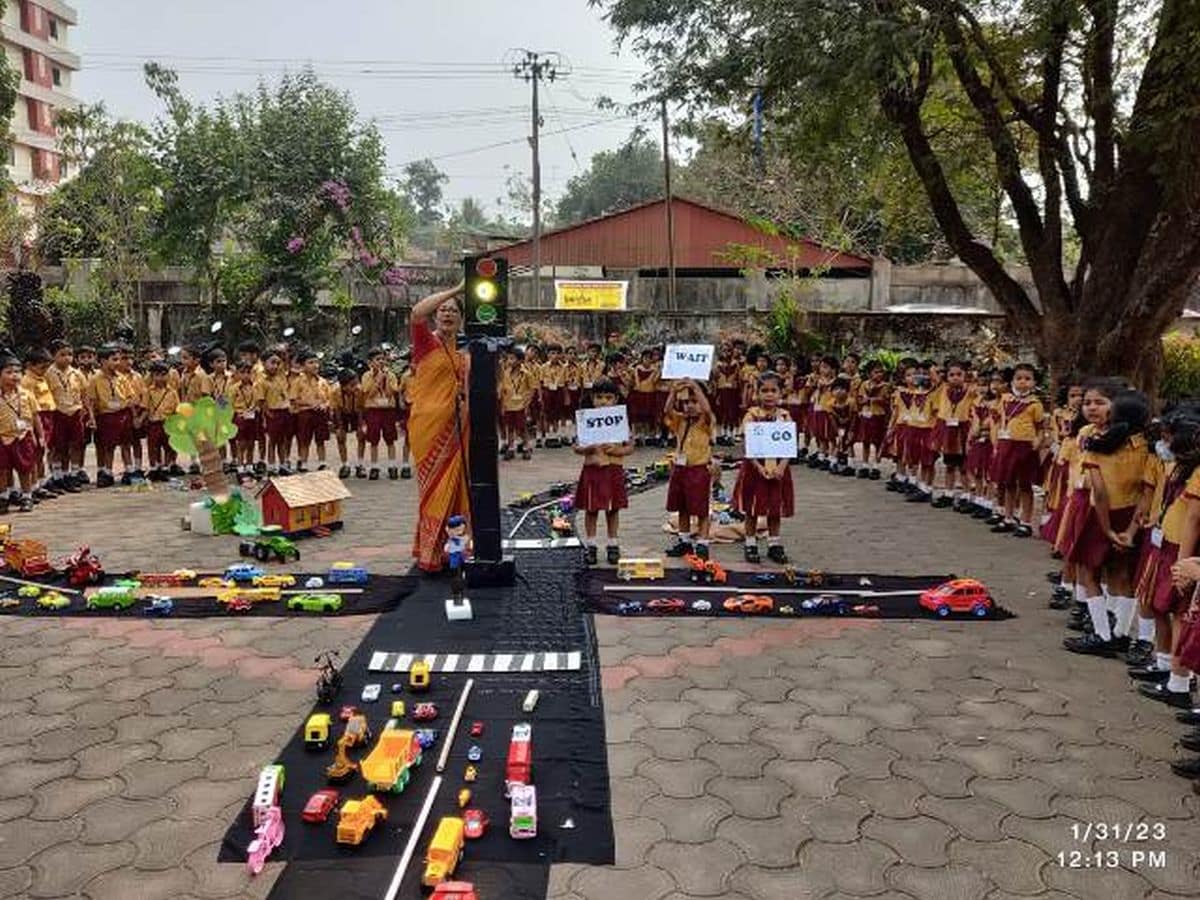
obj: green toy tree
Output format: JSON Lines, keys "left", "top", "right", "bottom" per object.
{"left": 164, "top": 397, "right": 237, "bottom": 501}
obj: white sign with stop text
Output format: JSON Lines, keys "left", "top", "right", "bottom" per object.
{"left": 575, "top": 404, "right": 630, "bottom": 447}
{"left": 660, "top": 343, "right": 715, "bottom": 381}
{"left": 745, "top": 420, "right": 799, "bottom": 459}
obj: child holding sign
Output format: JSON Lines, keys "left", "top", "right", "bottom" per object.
{"left": 574, "top": 380, "right": 634, "bottom": 566}
{"left": 733, "top": 371, "right": 795, "bottom": 564}
{"left": 663, "top": 378, "right": 716, "bottom": 559}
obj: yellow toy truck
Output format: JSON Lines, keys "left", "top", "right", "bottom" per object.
{"left": 616, "top": 558, "right": 665, "bottom": 581}
{"left": 410, "top": 659, "right": 431, "bottom": 692}
{"left": 360, "top": 722, "right": 423, "bottom": 793}
{"left": 304, "top": 713, "right": 331, "bottom": 750}
{"left": 335, "top": 795, "right": 388, "bottom": 846}
{"left": 422, "top": 816, "right": 465, "bottom": 887}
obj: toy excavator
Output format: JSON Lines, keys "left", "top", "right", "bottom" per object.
{"left": 326, "top": 733, "right": 359, "bottom": 783}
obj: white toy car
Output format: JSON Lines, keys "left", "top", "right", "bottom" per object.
{"left": 361, "top": 684, "right": 381, "bottom": 703}
{"left": 691, "top": 599, "right": 712, "bottom": 612}
{"left": 304, "top": 576, "right": 324, "bottom": 589}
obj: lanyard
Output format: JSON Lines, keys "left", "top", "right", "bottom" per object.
{"left": 1000, "top": 395, "right": 1030, "bottom": 431}
{"left": 2, "top": 392, "right": 22, "bottom": 424}
{"left": 1159, "top": 470, "right": 1187, "bottom": 528}
{"left": 148, "top": 389, "right": 172, "bottom": 418}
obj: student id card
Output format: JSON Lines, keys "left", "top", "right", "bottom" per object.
{"left": 1151, "top": 527, "right": 1164, "bottom": 548}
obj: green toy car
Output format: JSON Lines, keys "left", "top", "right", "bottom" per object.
{"left": 85, "top": 587, "right": 138, "bottom": 611}
{"left": 240, "top": 536, "right": 300, "bottom": 563}
{"left": 17, "top": 585, "right": 42, "bottom": 598}
{"left": 37, "top": 592, "right": 70, "bottom": 611}
{"left": 286, "top": 593, "right": 343, "bottom": 614}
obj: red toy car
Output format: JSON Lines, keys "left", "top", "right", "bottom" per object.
{"left": 62, "top": 546, "right": 104, "bottom": 587}
{"left": 919, "top": 578, "right": 993, "bottom": 618}
{"left": 412, "top": 702, "right": 438, "bottom": 722}
{"left": 463, "top": 808, "right": 488, "bottom": 839}
{"left": 301, "top": 788, "right": 340, "bottom": 823}
{"left": 647, "top": 597, "right": 686, "bottom": 613}
{"left": 224, "top": 596, "right": 253, "bottom": 613}
{"left": 723, "top": 594, "right": 774, "bottom": 614}
{"left": 469, "top": 721, "right": 483, "bottom": 737}
{"left": 431, "top": 884, "right": 479, "bottom": 900}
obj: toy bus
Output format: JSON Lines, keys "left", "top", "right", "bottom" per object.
{"left": 616, "top": 558, "right": 664, "bottom": 581}
{"left": 252, "top": 763, "right": 285, "bottom": 827}
{"left": 509, "top": 783, "right": 537, "bottom": 839}
{"left": 360, "top": 722, "right": 423, "bottom": 793}
{"left": 504, "top": 723, "right": 532, "bottom": 796}
{"left": 216, "top": 587, "right": 281, "bottom": 606}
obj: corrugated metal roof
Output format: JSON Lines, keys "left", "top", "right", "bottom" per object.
{"left": 493, "top": 197, "right": 872, "bottom": 272}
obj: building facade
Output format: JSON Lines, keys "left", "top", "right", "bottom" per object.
{"left": 1, "top": 0, "right": 78, "bottom": 214}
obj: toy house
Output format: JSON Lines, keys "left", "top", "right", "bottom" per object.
{"left": 257, "top": 471, "right": 351, "bottom": 535}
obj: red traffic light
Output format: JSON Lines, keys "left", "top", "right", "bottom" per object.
{"left": 475, "top": 258, "right": 498, "bottom": 278}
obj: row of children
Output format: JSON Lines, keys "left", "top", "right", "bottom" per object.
{"left": 0, "top": 339, "right": 423, "bottom": 507}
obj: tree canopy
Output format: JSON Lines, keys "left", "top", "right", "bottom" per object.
{"left": 554, "top": 131, "right": 665, "bottom": 226}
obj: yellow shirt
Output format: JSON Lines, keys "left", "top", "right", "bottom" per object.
{"left": 263, "top": 373, "right": 291, "bottom": 411}
{"left": 665, "top": 410, "right": 714, "bottom": 466}
{"left": 288, "top": 373, "right": 328, "bottom": 411}
{"left": 227, "top": 379, "right": 264, "bottom": 415}
{"left": 937, "top": 386, "right": 973, "bottom": 425}
{"left": 88, "top": 371, "right": 129, "bottom": 414}
{"left": 1161, "top": 466, "right": 1200, "bottom": 545}
{"left": 45, "top": 364, "right": 85, "bottom": 415}
{"left": 209, "top": 371, "right": 231, "bottom": 402}
{"left": 857, "top": 380, "right": 890, "bottom": 418}
{"left": 398, "top": 370, "right": 413, "bottom": 407}
{"left": 144, "top": 384, "right": 179, "bottom": 422}
{"left": 996, "top": 393, "right": 1045, "bottom": 443}
{"left": 179, "top": 367, "right": 213, "bottom": 402}
{"left": 118, "top": 371, "right": 146, "bottom": 409}
{"left": 1082, "top": 433, "right": 1149, "bottom": 510}
{"left": 20, "top": 372, "right": 55, "bottom": 412}
{"left": 893, "top": 387, "right": 934, "bottom": 429}
{"left": 632, "top": 364, "right": 658, "bottom": 393}
{"left": 0, "top": 386, "right": 37, "bottom": 444}
{"left": 329, "top": 383, "right": 360, "bottom": 414}
{"left": 360, "top": 369, "right": 398, "bottom": 409}
{"left": 499, "top": 367, "right": 535, "bottom": 412}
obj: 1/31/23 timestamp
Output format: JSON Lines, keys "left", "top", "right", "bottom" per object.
{"left": 1057, "top": 849, "right": 1167, "bottom": 869}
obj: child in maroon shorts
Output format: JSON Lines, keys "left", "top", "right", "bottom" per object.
{"left": 733, "top": 371, "right": 795, "bottom": 563}
{"left": 663, "top": 378, "right": 716, "bottom": 559}
{"left": 0, "top": 354, "right": 43, "bottom": 512}
{"left": 573, "top": 380, "right": 633, "bottom": 565}
{"left": 143, "top": 362, "right": 180, "bottom": 479}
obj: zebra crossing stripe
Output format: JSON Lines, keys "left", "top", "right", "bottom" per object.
{"left": 369, "top": 652, "right": 388, "bottom": 670}
{"left": 544, "top": 652, "right": 560, "bottom": 671}
{"left": 396, "top": 653, "right": 414, "bottom": 672}
{"left": 493, "top": 653, "right": 513, "bottom": 672}
{"left": 367, "top": 649, "right": 584, "bottom": 674}
{"left": 467, "top": 655, "right": 486, "bottom": 672}
{"left": 520, "top": 654, "right": 535, "bottom": 672}
{"left": 443, "top": 654, "right": 459, "bottom": 673}
{"left": 566, "top": 651, "right": 582, "bottom": 669}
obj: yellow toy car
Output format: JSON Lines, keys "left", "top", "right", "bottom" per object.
{"left": 253, "top": 574, "right": 296, "bottom": 588}
{"left": 410, "top": 659, "right": 431, "bottom": 692}
{"left": 172, "top": 569, "right": 197, "bottom": 581}
{"left": 422, "top": 816, "right": 465, "bottom": 886}
{"left": 199, "top": 577, "right": 233, "bottom": 589}
{"left": 216, "top": 587, "right": 281, "bottom": 605}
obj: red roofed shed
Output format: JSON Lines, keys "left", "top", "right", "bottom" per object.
{"left": 495, "top": 197, "right": 872, "bottom": 274}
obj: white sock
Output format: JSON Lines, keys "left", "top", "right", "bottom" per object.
{"left": 387, "top": 458, "right": 396, "bottom": 467}
{"left": 1155, "top": 652, "right": 1171, "bottom": 671}
{"left": 1138, "top": 616, "right": 1156, "bottom": 642}
{"left": 767, "top": 536, "right": 780, "bottom": 546}
{"left": 585, "top": 537, "right": 597, "bottom": 548}
{"left": 1167, "top": 673, "right": 1191, "bottom": 693}
{"left": 1074, "top": 584, "right": 1090, "bottom": 604}
{"left": 1086, "top": 596, "right": 1112, "bottom": 641}
{"left": 1112, "top": 596, "right": 1136, "bottom": 637}
{"left": 606, "top": 538, "right": 618, "bottom": 547}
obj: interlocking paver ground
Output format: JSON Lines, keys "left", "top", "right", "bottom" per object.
{"left": 0, "top": 448, "right": 1197, "bottom": 899}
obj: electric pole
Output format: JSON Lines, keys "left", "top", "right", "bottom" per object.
{"left": 509, "top": 50, "right": 567, "bottom": 308}
{"left": 661, "top": 96, "right": 677, "bottom": 312}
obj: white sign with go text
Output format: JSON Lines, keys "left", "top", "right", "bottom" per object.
{"left": 660, "top": 344, "right": 715, "bottom": 381}
{"left": 575, "top": 404, "right": 630, "bottom": 447}
{"left": 744, "top": 420, "right": 798, "bottom": 459}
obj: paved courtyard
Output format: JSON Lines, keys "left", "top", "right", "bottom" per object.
{"left": 0, "top": 448, "right": 1197, "bottom": 899}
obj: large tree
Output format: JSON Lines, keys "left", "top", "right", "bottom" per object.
{"left": 554, "top": 130, "right": 665, "bottom": 225}
{"left": 600, "top": 0, "right": 1200, "bottom": 388}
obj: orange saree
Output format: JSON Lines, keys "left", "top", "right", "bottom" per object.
{"left": 409, "top": 319, "right": 471, "bottom": 572}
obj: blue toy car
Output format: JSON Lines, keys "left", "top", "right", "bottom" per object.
{"left": 467, "top": 744, "right": 482, "bottom": 762}
{"left": 616, "top": 601, "right": 643, "bottom": 615}
{"left": 753, "top": 572, "right": 778, "bottom": 585}
{"left": 224, "top": 563, "right": 265, "bottom": 584}
{"left": 415, "top": 729, "right": 438, "bottom": 750}
{"left": 143, "top": 596, "right": 175, "bottom": 617}
{"left": 326, "top": 563, "right": 369, "bottom": 586}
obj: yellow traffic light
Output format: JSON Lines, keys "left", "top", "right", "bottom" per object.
{"left": 473, "top": 280, "right": 498, "bottom": 303}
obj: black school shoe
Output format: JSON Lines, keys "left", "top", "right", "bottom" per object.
{"left": 585, "top": 545, "right": 597, "bottom": 566}
{"left": 606, "top": 545, "right": 621, "bottom": 565}
{"left": 1169, "top": 756, "right": 1200, "bottom": 778}
{"left": 991, "top": 519, "right": 1015, "bottom": 533}
{"left": 1139, "top": 683, "right": 1194, "bottom": 708}
{"left": 355, "top": 465, "right": 367, "bottom": 478}
{"left": 168, "top": 464, "right": 184, "bottom": 477}
{"left": 906, "top": 491, "right": 931, "bottom": 504}
{"left": 1177, "top": 709, "right": 1200, "bottom": 726}
{"left": 58, "top": 477, "right": 81, "bottom": 493}
{"left": 743, "top": 543, "right": 761, "bottom": 563}
{"left": 96, "top": 471, "right": 115, "bottom": 488}
{"left": 368, "top": 468, "right": 380, "bottom": 481}
{"left": 868, "top": 469, "right": 881, "bottom": 480}
{"left": 338, "top": 465, "right": 351, "bottom": 479}
{"left": 856, "top": 467, "right": 871, "bottom": 479}
{"left": 1063, "top": 633, "right": 1116, "bottom": 656}
{"left": 1126, "top": 639, "right": 1155, "bottom": 666}
{"left": 885, "top": 476, "right": 901, "bottom": 492}
{"left": 400, "top": 465, "right": 412, "bottom": 479}
{"left": 767, "top": 544, "right": 789, "bottom": 564}
{"left": 388, "top": 467, "right": 399, "bottom": 480}
{"left": 972, "top": 505, "right": 992, "bottom": 519}
{"left": 931, "top": 495, "right": 953, "bottom": 509}
{"left": 1128, "top": 665, "right": 1170, "bottom": 683}
{"left": 664, "top": 539, "right": 693, "bottom": 557}
{"left": 1012, "top": 524, "right": 1033, "bottom": 538}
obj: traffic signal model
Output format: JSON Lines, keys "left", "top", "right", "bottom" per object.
{"left": 464, "top": 255, "right": 508, "bottom": 337}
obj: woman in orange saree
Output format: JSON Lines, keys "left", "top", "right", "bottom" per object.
{"left": 408, "top": 283, "right": 471, "bottom": 572}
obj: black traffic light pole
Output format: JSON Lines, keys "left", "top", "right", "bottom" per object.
{"left": 463, "top": 255, "right": 515, "bottom": 588}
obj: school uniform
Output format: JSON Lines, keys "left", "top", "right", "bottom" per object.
{"left": 965, "top": 397, "right": 995, "bottom": 482}
{"left": 1135, "top": 463, "right": 1199, "bottom": 616}
{"left": 46, "top": 364, "right": 86, "bottom": 455}
{"left": 499, "top": 366, "right": 535, "bottom": 433}
{"left": 989, "top": 392, "right": 1045, "bottom": 489}
{"left": 575, "top": 444, "right": 628, "bottom": 511}
{"left": 262, "top": 372, "right": 293, "bottom": 443}
{"left": 894, "top": 387, "right": 936, "bottom": 468}
{"left": 360, "top": 368, "right": 399, "bottom": 444}
{"left": 934, "top": 385, "right": 973, "bottom": 467}
{"left": 178, "top": 366, "right": 213, "bottom": 403}
{"left": 21, "top": 371, "right": 55, "bottom": 454}
{"left": 854, "top": 380, "right": 890, "bottom": 448}
{"left": 784, "top": 372, "right": 807, "bottom": 432}
{"left": 1039, "top": 434, "right": 1078, "bottom": 542}
{"left": 87, "top": 371, "right": 132, "bottom": 452}
{"left": 0, "top": 385, "right": 39, "bottom": 474}
{"left": 665, "top": 410, "right": 714, "bottom": 518}
{"left": 330, "top": 383, "right": 361, "bottom": 436}
{"left": 209, "top": 371, "right": 231, "bottom": 408}
{"left": 628, "top": 364, "right": 658, "bottom": 427}
{"left": 564, "top": 362, "right": 582, "bottom": 418}
{"left": 829, "top": 397, "right": 855, "bottom": 454}
{"left": 541, "top": 360, "right": 571, "bottom": 423}
{"left": 227, "top": 379, "right": 265, "bottom": 445}
{"left": 1132, "top": 453, "right": 1167, "bottom": 610}
{"left": 144, "top": 384, "right": 180, "bottom": 459}
{"left": 119, "top": 369, "right": 147, "bottom": 443}
{"left": 397, "top": 369, "right": 413, "bottom": 433}
{"left": 289, "top": 373, "right": 331, "bottom": 444}
{"left": 807, "top": 378, "right": 837, "bottom": 444}
{"left": 732, "top": 406, "right": 795, "bottom": 518}
{"left": 1062, "top": 432, "right": 1149, "bottom": 571}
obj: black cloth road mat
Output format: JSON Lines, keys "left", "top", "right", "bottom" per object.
{"left": 0, "top": 573, "right": 416, "bottom": 617}
{"left": 220, "top": 546, "right": 614, "bottom": 900}
{"left": 581, "top": 567, "right": 1016, "bottom": 620}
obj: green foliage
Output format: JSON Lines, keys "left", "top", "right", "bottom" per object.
{"left": 164, "top": 396, "right": 237, "bottom": 457}
{"left": 863, "top": 348, "right": 906, "bottom": 374}
{"left": 400, "top": 159, "right": 448, "bottom": 227}
{"left": 43, "top": 281, "right": 126, "bottom": 348}
{"left": 554, "top": 131, "right": 664, "bottom": 226}
{"left": 1160, "top": 333, "right": 1200, "bottom": 402}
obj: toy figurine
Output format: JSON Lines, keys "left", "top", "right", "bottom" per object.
{"left": 445, "top": 514, "right": 469, "bottom": 599}
{"left": 464, "top": 765, "right": 478, "bottom": 783}
{"left": 315, "top": 651, "right": 343, "bottom": 705}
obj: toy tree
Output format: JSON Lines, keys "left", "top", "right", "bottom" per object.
{"left": 164, "top": 397, "right": 237, "bottom": 500}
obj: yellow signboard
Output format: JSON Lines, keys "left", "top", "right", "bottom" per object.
{"left": 554, "top": 280, "right": 628, "bottom": 311}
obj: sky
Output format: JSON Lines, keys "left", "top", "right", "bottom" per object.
{"left": 71, "top": 0, "right": 653, "bottom": 215}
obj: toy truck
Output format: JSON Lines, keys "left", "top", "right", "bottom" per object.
{"left": 327, "top": 562, "right": 369, "bottom": 585}
{"left": 616, "top": 558, "right": 664, "bottom": 581}
{"left": 509, "top": 783, "right": 537, "bottom": 839}
{"left": 431, "top": 884, "right": 479, "bottom": 900}
{"left": 85, "top": 586, "right": 139, "bottom": 611}
{"left": 360, "top": 722, "right": 423, "bottom": 793}
{"left": 422, "top": 816, "right": 466, "bottom": 887}
{"left": 240, "top": 536, "right": 300, "bottom": 563}
{"left": 252, "top": 764, "right": 285, "bottom": 828}
{"left": 335, "top": 795, "right": 387, "bottom": 846}
{"left": 4, "top": 539, "right": 52, "bottom": 577}
{"left": 504, "top": 723, "right": 532, "bottom": 796}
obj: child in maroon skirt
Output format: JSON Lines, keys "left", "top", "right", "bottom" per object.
{"left": 988, "top": 364, "right": 1047, "bottom": 536}
{"left": 713, "top": 348, "right": 742, "bottom": 441}
{"left": 663, "top": 379, "right": 716, "bottom": 559}
{"left": 732, "top": 371, "right": 794, "bottom": 564}
{"left": 932, "top": 361, "right": 973, "bottom": 509}
{"left": 0, "top": 354, "right": 43, "bottom": 512}
{"left": 854, "top": 361, "right": 889, "bottom": 479}
{"left": 574, "top": 380, "right": 633, "bottom": 566}
{"left": 629, "top": 349, "right": 659, "bottom": 446}
{"left": 1062, "top": 384, "right": 1150, "bottom": 657}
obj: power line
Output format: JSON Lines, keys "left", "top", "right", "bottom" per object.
{"left": 387, "top": 116, "right": 633, "bottom": 168}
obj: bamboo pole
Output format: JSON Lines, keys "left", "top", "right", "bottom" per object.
{"left": 437, "top": 678, "right": 474, "bottom": 773}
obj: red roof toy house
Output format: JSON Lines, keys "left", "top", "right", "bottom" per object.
{"left": 257, "top": 471, "right": 351, "bottom": 536}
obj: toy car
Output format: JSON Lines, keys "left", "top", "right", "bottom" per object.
{"left": 423, "top": 816, "right": 466, "bottom": 887}
{"left": 252, "top": 764, "right": 285, "bottom": 826}
{"left": 62, "top": 546, "right": 104, "bottom": 587}
{"left": 416, "top": 729, "right": 437, "bottom": 749}
{"left": 458, "top": 788, "right": 471, "bottom": 808}
{"left": 464, "top": 765, "right": 478, "bottom": 782}
{"left": 615, "top": 558, "right": 664, "bottom": 581}
{"left": 17, "top": 585, "right": 41, "bottom": 598}
{"left": 691, "top": 599, "right": 712, "bottom": 612}
{"left": 467, "top": 744, "right": 482, "bottom": 761}
{"left": 550, "top": 516, "right": 572, "bottom": 536}
{"left": 344, "top": 711, "right": 372, "bottom": 746}
{"left": 463, "top": 808, "right": 487, "bottom": 839}
{"left": 391, "top": 700, "right": 406, "bottom": 718}
{"left": 803, "top": 569, "right": 826, "bottom": 587}
{"left": 286, "top": 593, "right": 343, "bottom": 614}
{"left": 36, "top": 592, "right": 70, "bottom": 611}
{"left": 722, "top": 594, "right": 774, "bottom": 614}
{"left": 616, "top": 601, "right": 643, "bottom": 615}
{"left": 301, "top": 788, "right": 339, "bottom": 824}
{"left": 513, "top": 492, "right": 535, "bottom": 508}
{"left": 647, "top": 597, "right": 686, "bottom": 613}
{"left": 778, "top": 605, "right": 795, "bottom": 615}
{"left": 522, "top": 690, "right": 539, "bottom": 712}
{"left": 143, "top": 596, "right": 175, "bottom": 617}
{"left": 800, "top": 594, "right": 850, "bottom": 615}
{"left": 327, "top": 562, "right": 369, "bottom": 585}
{"left": 241, "top": 536, "right": 300, "bottom": 563}
{"left": 753, "top": 572, "right": 778, "bottom": 584}
{"left": 336, "top": 795, "right": 387, "bottom": 845}
{"left": 199, "top": 577, "right": 233, "bottom": 589}
{"left": 412, "top": 702, "right": 438, "bottom": 721}
{"left": 361, "top": 684, "right": 381, "bottom": 703}
{"left": 509, "top": 783, "right": 537, "bottom": 838}
{"left": 919, "top": 578, "right": 994, "bottom": 618}
{"left": 85, "top": 586, "right": 139, "bottom": 611}
{"left": 113, "top": 578, "right": 142, "bottom": 589}
{"left": 304, "top": 576, "right": 324, "bottom": 589}
{"left": 253, "top": 574, "right": 296, "bottom": 588}
{"left": 305, "top": 713, "right": 332, "bottom": 749}
{"left": 431, "top": 883, "right": 480, "bottom": 900}
{"left": 217, "top": 587, "right": 280, "bottom": 606}
{"left": 223, "top": 596, "right": 254, "bottom": 613}
{"left": 409, "top": 659, "right": 431, "bottom": 692}
{"left": 360, "top": 722, "right": 424, "bottom": 793}
{"left": 469, "top": 721, "right": 483, "bottom": 737}
{"left": 224, "top": 563, "right": 265, "bottom": 583}
{"left": 684, "top": 553, "right": 727, "bottom": 585}
{"left": 0, "top": 596, "right": 19, "bottom": 609}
